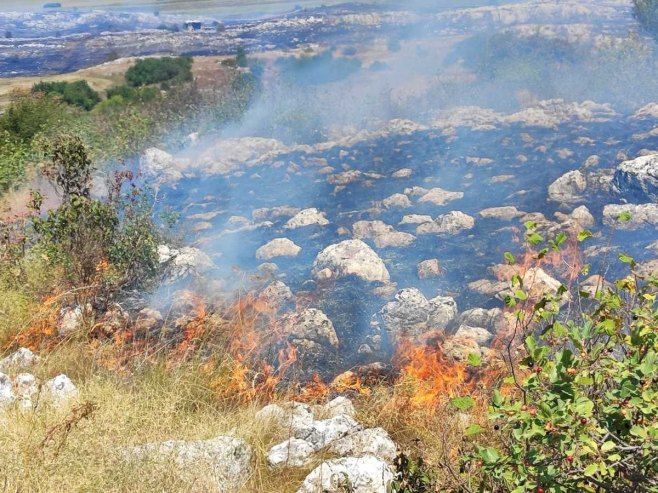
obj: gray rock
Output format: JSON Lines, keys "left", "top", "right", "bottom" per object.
{"left": 256, "top": 402, "right": 315, "bottom": 437}
{"left": 281, "top": 309, "right": 339, "bottom": 348}
{"left": 548, "top": 170, "right": 587, "bottom": 203}
{"left": 328, "top": 428, "right": 397, "bottom": 463}
{"left": 126, "top": 436, "right": 252, "bottom": 493}
{"left": 381, "top": 193, "right": 412, "bottom": 209}
{"left": 261, "top": 281, "right": 294, "bottom": 307}
{"left": 454, "top": 325, "right": 493, "bottom": 346}
{"left": 0, "top": 373, "right": 14, "bottom": 408}
{"left": 382, "top": 289, "right": 457, "bottom": 338}
{"left": 323, "top": 396, "right": 356, "bottom": 419}
{"left": 427, "top": 296, "right": 458, "bottom": 329}
{"left": 614, "top": 154, "right": 658, "bottom": 202}
{"left": 285, "top": 208, "right": 330, "bottom": 229}
{"left": 256, "top": 238, "right": 302, "bottom": 260}
{"left": 267, "top": 438, "right": 316, "bottom": 468}
{"left": 417, "top": 259, "right": 442, "bottom": 279}
{"left": 352, "top": 220, "right": 415, "bottom": 248}
{"left": 479, "top": 206, "right": 524, "bottom": 221}
{"left": 417, "top": 188, "right": 464, "bottom": 206}
{"left": 603, "top": 203, "right": 658, "bottom": 230}
{"left": 158, "top": 245, "right": 214, "bottom": 280}
{"left": 297, "top": 414, "right": 363, "bottom": 450}
{"left": 313, "top": 240, "right": 390, "bottom": 283}
{"left": 416, "top": 211, "right": 475, "bottom": 235}
{"left": 297, "top": 456, "right": 394, "bottom": 493}
{"left": 45, "top": 374, "right": 79, "bottom": 404}
{"left": 458, "top": 308, "right": 504, "bottom": 334}
{"left": 0, "top": 347, "right": 38, "bottom": 372}
{"left": 399, "top": 214, "right": 433, "bottom": 225}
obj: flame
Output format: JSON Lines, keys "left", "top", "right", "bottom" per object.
{"left": 393, "top": 338, "right": 474, "bottom": 413}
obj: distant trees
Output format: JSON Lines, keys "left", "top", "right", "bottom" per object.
{"left": 125, "top": 56, "right": 193, "bottom": 87}
{"left": 32, "top": 80, "right": 101, "bottom": 111}
{"left": 634, "top": 0, "right": 658, "bottom": 37}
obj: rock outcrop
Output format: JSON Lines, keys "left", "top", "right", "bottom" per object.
{"left": 313, "top": 240, "right": 390, "bottom": 283}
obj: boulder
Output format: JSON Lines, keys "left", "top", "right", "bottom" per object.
{"left": 45, "top": 374, "right": 79, "bottom": 404}
{"left": 140, "top": 147, "right": 184, "bottom": 183}
{"left": 479, "top": 206, "right": 524, "bottom": 221}
{"left": 0, "top": 347, "right": 38, "bottom": 372}
{"left": 313, "top": 240, "right": 390, "bottom": 283}
{"left": 260, "top": 281, "right": 294, "bottom": 307}
{"left": 417, "top": 188, "right": 464, "bottom": 206}
{"left": 454, "top": 325, "right": 493, "bottom": 346}
{"left": 256, "top": 238, "right": 302, "bottom": 260}
{"left": 614, "top": 154, "right": 658, "bottom": 202}
{"left": 458, "top": 308, "right": 504, "bottom": 334}
{"left": 417, "top": 259, "right": 442, "bottom": 279}
{"left": 399, "top": 214, "right": 433, "bottom": 225}
{"left": 381, "top": 193, "right": 412, "bottom": 209}
{"left": 158, "top": 245, "right": 214, "bottom": 280}
{"left": 381, "top": 289, "right": 457, "bottom": 338}
{"left": 268, "top": 438, "right": 316, "bottom": 468}
{"left": 548, "top": 170, "right": 586, "bottom": 203}
{"left": 297, "top": 414, "right": 363, "bottom": 450}
{"left": 352, "top": 221, "right": 415, "bottom": 249}
{"left": 126, "top": 436, "right": 252, "bottom": 493}
{"left": 256, "top": 402, "right": 315, "bottom": 437}
{"left": 603, "top": 203, "right": 658, "bottom": 230}
{"left": 323, "top": 396, "right": 357, "bottom": 419}
{"left": 392, "top": 168, "right": 412, "bottom": 178}
{"left": 416, "top": 211, "right": 475, "bottom": 235}
{"left": 0, "top": 373, "right": 14, "bottom": 408}
{"left": 297, "top": 456, "right": 394, "bottom": 493}
{"left": 328, "top": 428, "right": 397, "bottom": 463}
{"left": 555, "top": 205, "right": 595, "bottom": 229}
{"left": 281, "top": 309, "right": 339, "bottom": 348}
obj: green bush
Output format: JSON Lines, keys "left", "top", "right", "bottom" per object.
{"left": 125, "top": 56, "right": 193, "bottom": 87}
{"left": 32, "top": 136, "right": 162, "bottom": 297}
{"left": 0, "top": 131, "right": 31, "bottom": 192}
{"left": 0, "top": 93, "right": 61, "bottom": 142}
{"left": 32, "top": 80, "right": 101, "bottom": 110}
{"left": 105, "top": 85, "right": 160, "bottom": 104}
{"left": 634, "top": 0, "right": 658, "bottom": 37}
{"left": 467, "top": 224, "right": 658, "bottom": 492}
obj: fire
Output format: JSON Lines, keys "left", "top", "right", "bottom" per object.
{"left": 393, "top": 337, "right": 474, "bottom": 412}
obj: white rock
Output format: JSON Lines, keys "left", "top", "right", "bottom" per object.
{"left": 297, "top": 456, "right": 394, "bottom": 493}
{"left": 0, "top": 372, "right": 15, "bottom": 408}
{"left": 15, "top": 373, "right": 38, "bottom": 400}
{"left": 603, "top": 203, "right": 658, "bottom": 230}
{"left": 267, "top": 438, "right": 316, "bottom": 468}
{"left": 127, "top": 436, "right": 252, "bottom": 492}
{"left": 417, "top": 187, "right": 464, "bottom": 206}
{"left": 323, "top": 396, "right": 356, "bottom": 418}
{"left": 454, "top": 325, "right": 493, "bottom": 346}
{"left": 399, "top": 214, "right": 433, "bottom": 225}
{"left": 256, "top": 238, "right": 302, "bottom": 260}
{"left": 256, "top": 402, "right": 315, "bottom": 437}
{"left": 479, "top": 206, "right": 524, "bottom": 221}
{"left": 45, "top": 374, "right": 79, "bottom": 404}
{"left": 281, "top": 309, "right": 339, "bottom": 348}
{"left": 285, "top": 208, "right": 330, "bottom": 229}
{"left": 417, "top": 259, "right": 442, "bottom": 279}
{"left": 297, "top": 414, "right": 362, "bottom": 450}
{"left": 0, "top": 347, "right": 38, "bottom": 372}
{"left": 329, "top": 428, "right": 397, "bottom": 462}
{"left": 313, "top": 240, "right": 390, "bottom": 283}
{"left": 614, "top": 153, "right": 658, "bottom": 201}
{"left": 381, "top": 193, "right": 412, "bottom": 209}
{"left": 416, "top": 211, "right": 475, "bottom": 235}
{"left": 140, "top": 147, "right": 184, "bottom": 183}
{"left": 548, "top": 170, "right": 587, "bottom": 203}
{"left": 158, "top": 245, "right": 214, "bottom": 280}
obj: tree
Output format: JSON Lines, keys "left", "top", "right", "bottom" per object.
{"left": 236, "top": 47, "right": 248, "bottom": 68}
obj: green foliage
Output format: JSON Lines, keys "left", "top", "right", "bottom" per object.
{"left": 390, "top": 454, "right": 439, "bottom": 492}
{"left": 0, "top": 131, "right": 30, "bottom": 192}
{"left": 467, "top": 234, "right": 658, "bottom": 492}
{"left": 0, "top": 93, "right": 61, "bottom": 142}
{"left": 634, "top": 0, "right": 658, "bottom": 38}
{"left": 32, "top": 80, "right": 100, "bottom": 110}
{"left": 31, "top": 136, "right": 162, "bottom": 295}
{"left": 125, "top": 56, "right": 193, "bottom": 88}
{"left": 235, "top": 47, "right": 248, "bottom": 68}
{"left": 105, "top": 85, "right": 159, "bottom": 104}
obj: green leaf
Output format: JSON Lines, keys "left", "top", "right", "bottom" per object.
{"left": 617, "top": 211, "right": 632, "bottom": 222}
{"left": 450, "top": 396, "right": 475, "bottom": 411}
{"left": 504, "top": 251, "right": 516, "bottom": 265}
{"left": 527, "top": 232, "right": 543, "bottom": 245}
{"left": 618, "top": 253, "right": 636, "bottom": 267}
{"left": 601, "top": 441, "right": 616, "bottom": 452}
{"left": 465, "top": 424, "right": 484, "bottom": 436}
{"left": 492, "top": 390, "right": 503, "bottom": 408}
{"left": 478, "top": 447, "right": 500, "bottom": 464}
{"left": 584, "top": 463, "right": 598, "bottom": 477}
{"left": 577, "top": 230, "right": 593, "bottom": 242}
{"left": 467, "top": 353, "right": 482, "bottom": 367}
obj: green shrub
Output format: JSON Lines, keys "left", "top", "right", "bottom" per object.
{"left": 105, "top": 85, "right": 159, "bottom": 103}
{"left": 32, "top": 136, "right": 162, "bottom": 298}
{"left": 467, "top": 224, "right": 658, "bottom": 492}
{"left": 0, "top": 131, "right": 30, "bottom": 192}
{"left": 0, "top": 93, "right": 61, "bottom": 142}
{"left": 32, "top": 80, "right": 100, "bottom": 110}
{"left": 125, "top": 56, "right": 193, "bottom": 87}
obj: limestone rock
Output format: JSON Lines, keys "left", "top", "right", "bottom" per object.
{"left": 417, "top": 259, "right": 442, "bottom": 279}
{"left": 603, "top": 203, "right": 658, "bottom": 230}
{"left": 416, "top": 211, "right": 475, "bottom": 235}
{"left": 285, "top": 208, "right": 330, "bottom": 229}
{"left": 417, "top": 187, "right": 464, "bottom": 206}
{"left": 323, "top": 396, "right": 356, "bottom": 419}
{"left": 281, "top": 309, "right": 339, "bottom": 348}
{"left": 614, "top": 153, "right": 658, "bottom": 202}
{"left": 381, "top": 289, "right": 457, "bottom": 338}
{"left": 127, "top": 436, "right": 252, "bottom": 493}
{"left": 256, "top": 238, "right": 302, "bottom": 260}
{"left": 454, "top": 325, "right": 493, "bottom": 346}
{"left": 268, "top": 438, "right": 316, "bottom": 468}
{"left": 479, "top": 206, "right": 524, "bottom": 221}
{"left": 297, "top": 456, "right": 394, "bottom": 493}
{"left": 548, "top": 170, "right": 587, "bottom": 203}
{"left": 45, "top": 374, "right": 79, "bottom": 404}
{"left": 297, "top": 414, "right": 363, "bottom": 450}
{"left": 0, "top": 348, "right": 38, "bottom": 372}
{"left": 0, "top": 373, "right": 14, "bottom": 408}
{"left": 399, "top": 214, "right": 433, "bottom": 225}
{"left": 313, "top": 240, "right": 390, "bottom": 283}
{"left": 256, "top": 402, "right": 315, "bottom": 437}
{"left": 381, "top": 193, "right": 412, "bottom": 209}
{"left": 328, "top": 428, "right": 397, "bottom": 463}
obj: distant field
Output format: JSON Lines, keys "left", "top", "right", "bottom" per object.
{"left": 0, "top": 0, "right": 387, "bottom": 16}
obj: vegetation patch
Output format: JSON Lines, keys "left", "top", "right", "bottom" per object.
{"left": 125, "top": 56, "right": 193, "bottom": 88}
{"left": 32, "top": 80, "right": 101, "bottom": 111}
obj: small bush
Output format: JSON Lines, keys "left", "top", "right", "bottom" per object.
{"left": 125, "top": 56, "right": 193, "bottom": 87}
{"left": 0, "top": 93, "right": 61, "bottom": 142}
{"left": 32, "top": 80, "right": 101, "bottom": 111}
{"left": 105, "top": 85, "right": 159, "bottom": 103}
